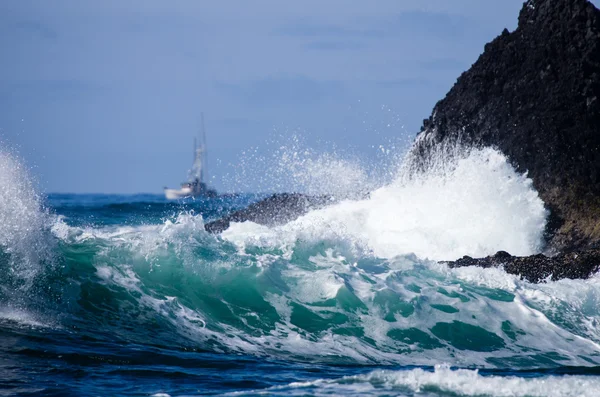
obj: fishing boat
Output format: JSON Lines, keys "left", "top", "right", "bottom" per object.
{"left": 164, "top": 114, "right": 218, "bottom": 200}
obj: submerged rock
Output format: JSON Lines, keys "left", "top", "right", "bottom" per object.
{"left": 446, "top": 249, "right": 600, "bottom": 283}
{"left": 411, "top": 0, "right": 600, "bottom": 253}
{"left": 204, "top": 193, "right": 332, "bottom": 234}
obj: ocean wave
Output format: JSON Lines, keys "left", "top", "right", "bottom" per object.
{"left": 10, "top": 213, "right": 593, "bottom": 368}
{"left": 1, "top": 144, "right": 598, "bottom": 370}
{"left": 237, "top": 364, "right": 600, "bottom": 397}
{"left": 222, "top": 147, "right": 547, "bottom": 260}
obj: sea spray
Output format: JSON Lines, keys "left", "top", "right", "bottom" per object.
{"left": 43, "top": 213, "right": 600, "bottom": 367}
{"left": 0, "top": 149, "right": 55, "bottom": 290}
{"left": 221, "top": 134, "right": 398, "bottom": 199}
{"left": 223, "top": 146, "right": 548, "bottom": 260}
{"left": 25, "top": 144, "right": 592, "bottom": 369}
{"left": 2, "top": 144, "right": 600, "bottom": 395}
{"left": 251, "top": 364, "right": 600, "bottom": 397}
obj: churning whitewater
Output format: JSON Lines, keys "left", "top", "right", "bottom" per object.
{"left": 1, "top": 146, "right": 600, "bottom": 396}
{"left": 223, "top": 147, "right": 548, "bottom": 260}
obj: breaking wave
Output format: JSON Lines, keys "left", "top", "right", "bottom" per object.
{"left": 223, "top": 146, "right": 547, "bottom": 260}
{"left": 2, "top": 142, "right": 600, "bottom": 386}
{"left": 244, "top": 364, "right": 600, "bottom": 397}
{"left": 0, "top": 149, "right": 56, "bottom": 300}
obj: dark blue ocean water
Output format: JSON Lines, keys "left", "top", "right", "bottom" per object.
{"left": 1, "top": 193, "right": 600, "bottom": 397}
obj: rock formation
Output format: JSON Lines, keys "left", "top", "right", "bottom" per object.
{"left": 411, "top": 0, "right": 600, "bottom": 253}
{"left": 445, "top": 249, "right": 600, "bottom": 283}
{"left": 204, "top": 193, "right": 332, "bottom": 234}
{"left": 205, "top": 0, "right": 600, "bottom": 281}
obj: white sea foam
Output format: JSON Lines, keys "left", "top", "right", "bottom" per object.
{"left": 37, "top": 144, "right": 600, "bottom": 368}
{"left": 252, "top": 365, "right": 600, "bottom": 397}
{"left": 0, "top": 308, "right": 54, "bottom": 329}
{"left": 0, "top": 149, "right": 55, "bottom": 288}
{"left": 85, "top": 214, "right": 600, "bottom": 367}
{"left": 223, "top": 147, "right": 547, "bottom": 261}
{"left": 60, "top": 144, "right": 600, "bottom": 366}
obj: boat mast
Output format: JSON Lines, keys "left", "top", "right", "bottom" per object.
{"left": 200, "top": 112, "right": 207, "bottom": 183}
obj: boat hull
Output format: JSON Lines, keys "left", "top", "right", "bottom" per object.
{"left": 164, "top": 189, "right": 191, "bottom": 200}
{"left": 164, "top": 185, "right": 218, "bottom": 200}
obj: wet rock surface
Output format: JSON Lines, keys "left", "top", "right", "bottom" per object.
{"left": 204, "top": 193, "right": 332, "bottom": 234}
{"left": 412, "top": 0, "right": 600, "bottom": 252}
{"left": 446, "top": 249, "right": 600, "bottom": 283}
{"left": 205, "top": 0, "right": 600, "bottom": 282}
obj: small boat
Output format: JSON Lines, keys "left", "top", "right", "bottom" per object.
{"left": 164, "top": 114, "right": 218, "bottom": 200}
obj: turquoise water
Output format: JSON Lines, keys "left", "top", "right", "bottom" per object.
{"left": 1, "top": 193, "right": 600, "bottom": 396}
{"left": 2, "top": 143, "right": 600, "bottom": 396}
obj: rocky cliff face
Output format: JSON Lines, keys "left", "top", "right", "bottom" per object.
{"left": 411, "top": 0, "right": 600, "bottom": 252}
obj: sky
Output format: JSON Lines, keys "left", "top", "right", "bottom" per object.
{"left": 1, "top": 0, "right": 580, "bottom": 194}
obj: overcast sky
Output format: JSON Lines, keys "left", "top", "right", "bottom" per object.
{"left": 2, "top": 0, "right": 586, "bottom": 194}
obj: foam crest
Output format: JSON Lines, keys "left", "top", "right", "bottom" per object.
{"left": 259, "top": 365, "right": 600, "bottom": 397}
{"left": 16, "top": 142, "right": 593, "bottom": 369}
{"left": 0, "top": 308, "right": 53, "bottom": 329}
{"left": 85, "top": 222, "right": 600, "bottom": 367}
{"left": 223, "top": 147, "right": 547, "bottom": 260}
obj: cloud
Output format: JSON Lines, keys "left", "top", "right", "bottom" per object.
{"left": 217, "top": 76, "right": 344, "bottom": 106}
{"left": 376, "top": 78, "right": 437, "bottom": 89}
{"left": 0, "top": 79, "right": 106, "bottom": 103}
{"left": 274, "top": 18, "right": 381, "bottom": 38}
{"left": 417, "top": 58, "right": 470, "bottom": 72}
{"left": 305, "top": 40, "right": 365, "bottom": 51}
{"left": 385, "top": 10, "right": 472, "bottom": 38}
{"left": 276, "top": 10, "right": 473, "bottom": 42}
{"left": 0, "top": 0, "right": 547, "bottom": 193}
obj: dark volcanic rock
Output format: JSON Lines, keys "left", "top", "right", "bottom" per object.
{"left": 204, "top": 193, "right": 332, "bottom": 234}
{"left": 204, "top": 0, "right": 600, "bottom": 281}
{"left": 412, "top": 0, "right": 600, "bottom": 252}
{"left": 446, "top": 249, "right": 600, "bottom": 283}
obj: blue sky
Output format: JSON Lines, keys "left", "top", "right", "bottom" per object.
{"left": 1, "top": 0, "right": 584, "bottom": 193}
